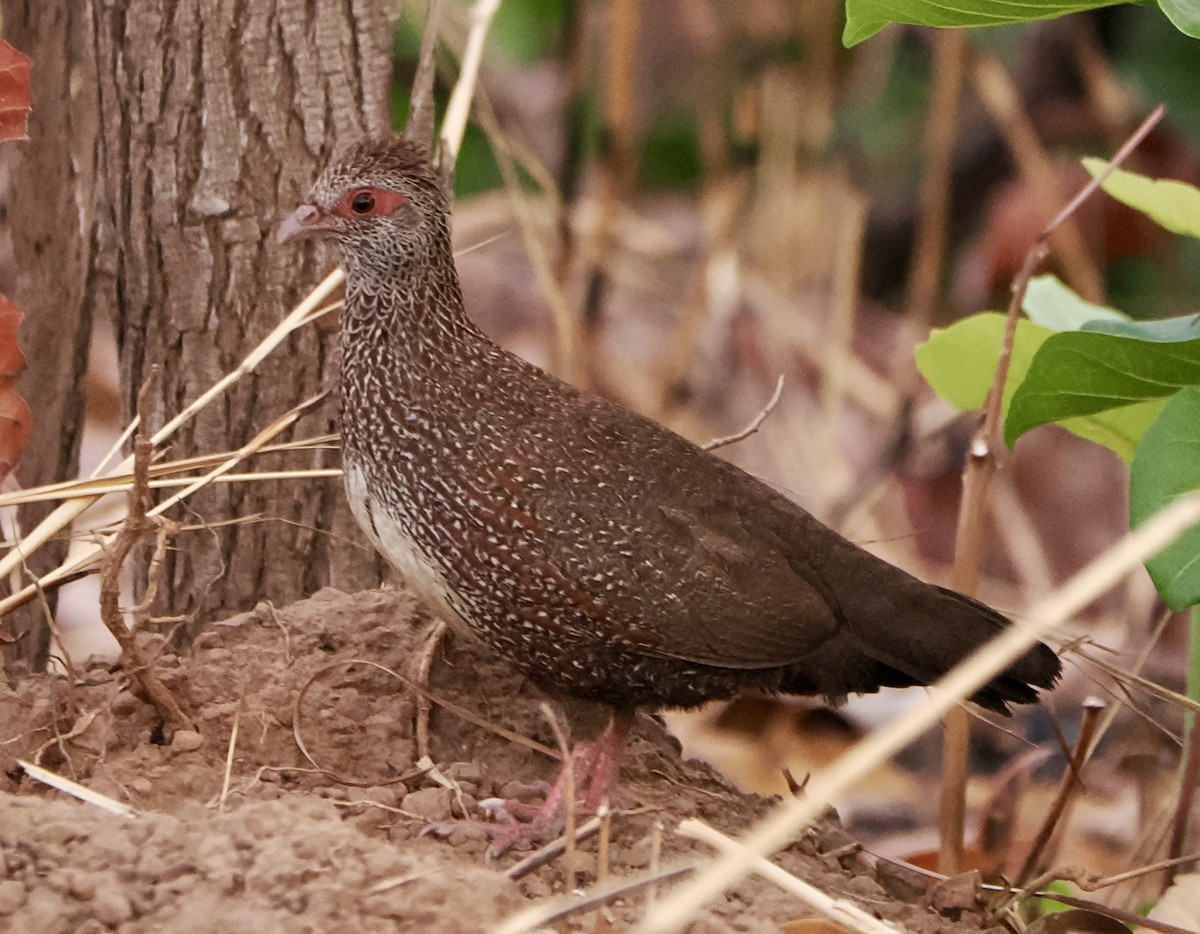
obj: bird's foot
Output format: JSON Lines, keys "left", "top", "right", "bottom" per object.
{"left": 419, "top": 790, "right": 563, "bottom": 858}
{"left": 422, "top": 709, "right": 637, "bottom": 860}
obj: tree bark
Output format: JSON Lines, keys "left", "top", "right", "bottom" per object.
{"left": 0, "top": 4, "right": 98, "bottom": 671}
{"left": 4, "top": 0, "right": 397, "bottom": 654}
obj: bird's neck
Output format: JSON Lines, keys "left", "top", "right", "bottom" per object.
{"left": 340, "top": 248, "right": 488, "bottom": 366}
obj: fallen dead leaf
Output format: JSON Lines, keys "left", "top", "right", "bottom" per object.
{"left": 0, "top": 39, "right": 32, "bottom": 143}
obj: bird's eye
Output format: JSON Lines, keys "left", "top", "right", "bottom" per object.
{"left": 350, "top": 190, "right": 376, "bottom": 214}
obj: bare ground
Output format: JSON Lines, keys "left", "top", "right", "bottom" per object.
{"left": 1, "top": 586, "right": 1011, "bottom": 932}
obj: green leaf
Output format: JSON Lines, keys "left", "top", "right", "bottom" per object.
{"left": 915, "top": 313, "right": 1054, "bottom": 411}
{"left": 1082, "top": 315, "right": 1200, "bottom": 342}
{"left": 1022, "top": 275, "right": 1128, "bottom": 331}
{"left": 843, "top": 0, "right": 1128, "bottom": 46}
{"left": 1058, "top": 397, "right": 1170, "bottom": 462}
{"left": 1158, "top": 0, "right": 1200, "bottom": 38}
{"left": 1082, "top": 158, "right": 1200, "bottom": 239}
{"left": 1005, "top": 331, "right": 1200, "bottom": 455}
{"left": 1130, "top": 387, "right": 1200, "bottom": 609}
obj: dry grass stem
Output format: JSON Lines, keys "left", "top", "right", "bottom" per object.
{"left": 495, "top": 861, "right": 699, "bottom": 934}
{"left": 476, "top": 95, "right": 579, "bottom": 380}
{"left": 439, "top": 0, "right": 502, "bottom": 175}
{"left": 0, "top": 396, "right": 326, "bottom": 618}
{"left": 218, "top": 696, "right": 243, "bottom": 813}
{"left": 678, "top": 818, "right": 907, "bottom": 934}
{"left": 540, "top": 701, "right": 578, "bottom": 890}
{"left": 0, "top": 267, "right": 343, "bottom": 602}
{"left": 17, "top": 759, "right": 135, "bottom": 818}
{"left": 640, "top": 490, "right": 1200, "bottom": 933}
{"left": 504, "top": 815, "right": 604, "bottom": 881}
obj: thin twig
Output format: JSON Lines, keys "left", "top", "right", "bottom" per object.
{"left": 97, "top": 375, "right": 191, "bottom": 738}
{"left": 218, "top": 695, "right": 243, "bottom": 813}
{"left": 1167, "top": 610, "right": 1200, "bottom": 883}
{"left": 1014, "top": 698, "right": 1105, "bottom": 888}
{"left": 404, "top": 0, "right": 442, "bottom": 149}
{"left": 1031, "top": 892, "right": 1200, "bottom": 934}
{"left": 415, "top": 619, "right": 447, "bottom": 761}
{"left": 703, "top": 376, "right": 785, "bottom": 452}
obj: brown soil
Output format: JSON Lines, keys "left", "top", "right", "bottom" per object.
{"left": 1, "top": 587, "right": 1008, "bottom": 932}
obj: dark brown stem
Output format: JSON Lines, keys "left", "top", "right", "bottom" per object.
{"left": 1014, "top": 698, "right": 1104, "bottom": 887}
{"left": 98, "top": 372, "right": 192, "bottom": 738}
{"left": 938, "top": 101, "right": 1165, "bottom": 877}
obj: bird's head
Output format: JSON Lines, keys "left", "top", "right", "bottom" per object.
{"left": 277, "top": 137, "right": 449, "bottom": 269}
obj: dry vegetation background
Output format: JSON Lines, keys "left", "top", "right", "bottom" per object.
{"left": 3, "top": 0, "right": 1200, "bottom": 931}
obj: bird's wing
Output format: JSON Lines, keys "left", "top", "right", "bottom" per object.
{"left": 488, "top": 393, "right": 845, "bottom": 670}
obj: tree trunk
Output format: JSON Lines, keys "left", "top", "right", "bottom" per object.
{"left": 0, "top": 4, "right": 99, "bottom": 672}
{"left": 4, "top": 0, "right": 397, "bottom": 654}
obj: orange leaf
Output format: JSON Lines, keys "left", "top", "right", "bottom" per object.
{"left": 0, "top": 386, "right": 31, "bottom": 483}
{"left": 0, "top": 39, "right": 32, "bottom": 143}
{"left": 0, "top": 293, "right": 25, "bottom": 389}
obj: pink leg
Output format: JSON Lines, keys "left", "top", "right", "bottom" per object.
{"left": 478, "top": 708, "right": 636, "bottom": 858}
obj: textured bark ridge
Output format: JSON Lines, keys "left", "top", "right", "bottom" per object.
{"left": 6, "top": 1, "right": 405, "bottom": 639}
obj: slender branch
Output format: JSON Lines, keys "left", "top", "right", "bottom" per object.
{"left": 97, "top": 376, "right": 191, "bottom": 738}
{"left": 937, "top": 101, "right": 1165, "bottom": 875}
{"left": 1014, "top": 698, "right": 1104, "bottom": 888}
{"left": 404, "top": 0, "right": 443, "bottom": 149}
{"left": 703, "top": 377, "right": 785, "bottom": 452}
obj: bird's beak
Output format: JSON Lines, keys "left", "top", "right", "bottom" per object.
{"left": 276, "top": 203, "right": 335, "bottom": 244}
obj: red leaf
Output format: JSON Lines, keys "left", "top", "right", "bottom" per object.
{"left": 0, "top": 293, "right": 25, "bottom": 390}
{"left": 0, "top": 386, "right": 31, "bottom": 483}
{"left": 0, "top": 39, "right": 32, "bottom": 144}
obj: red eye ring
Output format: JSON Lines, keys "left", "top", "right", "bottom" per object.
{"left": 350, "top": 190, "right": 376, "bottom": 214}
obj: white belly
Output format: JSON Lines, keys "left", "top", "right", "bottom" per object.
{"left": 344, "top": 464, "right": 475, "bottom": 640}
